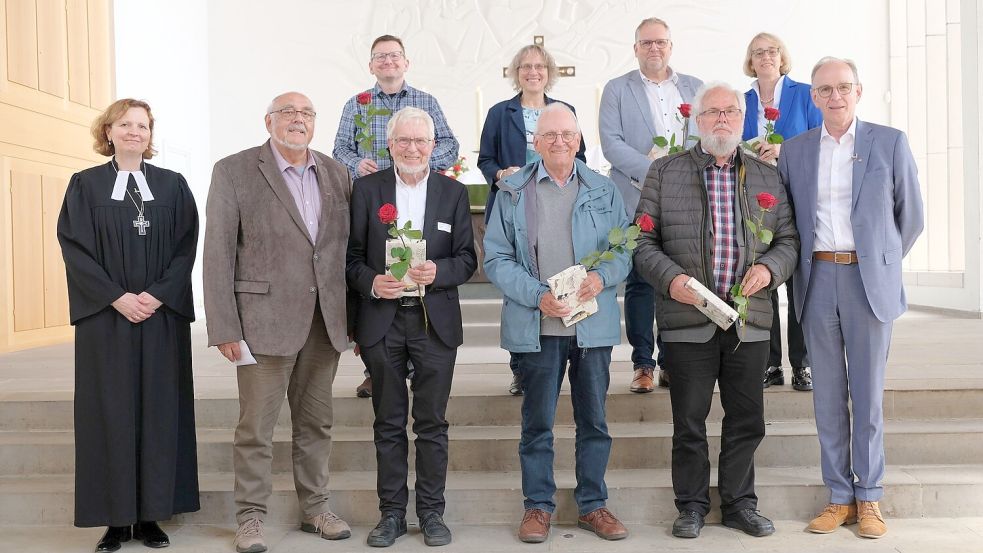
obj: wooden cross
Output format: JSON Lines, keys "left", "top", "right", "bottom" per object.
{"left": 133, "top": 214, "right": 151, "bottom": 235}
{"left": 503, "top": 35, "right": 576, "bottom": 78}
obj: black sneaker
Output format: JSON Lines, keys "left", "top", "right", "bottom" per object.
{"left": 419, "top": 511, "right": 452, "bottom": 546}
{"left": 508, "top": 373, "right": 523, "bottom": 396}
{"left": 762, "top": 365, "right": 784, "bottom": 388}
{"left": 367, "top": 513, "right": 406, "bottom": 547}
{"left": 722, "top": 508, "right": 776, "bottom": 537}
{"left": 671, "top": 510, "right": 704, "bottom": 538}
{"left": 792, "top": 366, "right": 813, "bottom": 391}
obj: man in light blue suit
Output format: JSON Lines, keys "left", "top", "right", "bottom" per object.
{"left": 778, "top": 57, "right": 924, "bottom": 540}
{"left": 599, "top": 17, "right": 703, "bottom": 392}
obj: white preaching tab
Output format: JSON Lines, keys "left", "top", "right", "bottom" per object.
{"left": 111, "top": 170, "right": 155, "bottom": 201}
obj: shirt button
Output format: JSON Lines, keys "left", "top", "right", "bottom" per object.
{"left": 313, "top": 253, "right": 320, "bottom": 261}
{"left": 309, "top": 286, "right": 316, "bottom": 294}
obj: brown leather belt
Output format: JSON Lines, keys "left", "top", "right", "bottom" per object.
{"left": 813, "top": 251, "right": 859, "bottom": 264}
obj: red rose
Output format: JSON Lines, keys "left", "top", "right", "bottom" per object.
{"left": 378, "top": 203, "right": 398, "bottom": 224}
{"left": 678, "top": 103, "right": 692, "bottom": 118}
{"left": 356, "top": 91, "right": 372, "bottom": 105}
{"left": 453, "top": 165, "right": 461, "bottom": 171}
{"left": 756, "top": 192, "right": 778, "bottom": 210}
{"left": 636, "top": 213, "right": 655, "bottom": 232}
{"left": 763, "top": 107, "right": 780, "bottom": 121}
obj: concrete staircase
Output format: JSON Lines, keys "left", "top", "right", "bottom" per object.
{"left": 1, "top": 298, "right": 982, "bottom": 527}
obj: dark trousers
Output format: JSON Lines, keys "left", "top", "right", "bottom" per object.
{"left": 360, "top": 306, "right": 457, "bottom": 518}
{"left": 625, "top": 266, "right": 667, "bottom": 368}
{"left": 663, "top": 327, "right": 767, "bottom": 516}
{"left": 768, "top": 280, "right": 809, "bottom": 368}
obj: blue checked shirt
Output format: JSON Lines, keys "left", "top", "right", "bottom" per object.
{"left": 333, "top": 82, "right": 460, "bottom": 177}
{"left": 704, "top": 155, "right": 739, "bottom": 299}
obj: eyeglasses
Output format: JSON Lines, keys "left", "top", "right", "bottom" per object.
{"left": 537, "top": 131, "right": 579, "bottom": 143}
{"left": 751, "top": 47, "right": 781, "bottom": 59}
{"left": 637, "top": 38, "right": 671, "bottom": 50}
{"left": 698, "top": 108, "right": 743, "bottom": 120}
{"left": 392, "top": 137, "right": 433, "bottom": 149}
{"left": 269, "top": 107, "right": 316, "bottom": 122}
{"left": 813, "top": 82, "right": 856, "bottom": 98}
{"left": 371, "top": 51, "right": 405, "bottom": 62}
{"left": 518, "top": 63, "right": 547, "bottom": 72}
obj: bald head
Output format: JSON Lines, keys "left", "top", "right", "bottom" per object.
{"left": 265, "top": 91, "right": 316, "bottom": 153}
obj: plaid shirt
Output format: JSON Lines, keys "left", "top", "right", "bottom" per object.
{"left": 704, "top": 155, "right": 740, "bottom": 299}
{"left": 332, "top": 82, "right": 460, "bottom": 177}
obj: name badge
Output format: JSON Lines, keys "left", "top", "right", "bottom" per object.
{"left": 437, "top": 222, "right": 452, "bottom": 233}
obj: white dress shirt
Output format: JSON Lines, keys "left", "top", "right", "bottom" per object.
{"left": 751, "top": 75, "right": 785, "bottom": 137}
{"left": 814, "top": 117, "right": 857, "bottom": 252}
{"left": 395, "top": 167, "right": 428, "bottom": 231}
{"left": 639, "top": 69, "right": 685, "bottom": 140}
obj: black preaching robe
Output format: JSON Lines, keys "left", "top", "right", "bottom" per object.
{"left": 57, "top": 161, "right": 200, "bottom": 527}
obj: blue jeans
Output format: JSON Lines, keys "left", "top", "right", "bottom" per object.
{"left": 624, "top": 266, "right": 666, "bottom": 368}
{"left": 516, "top": 336, "right": 612, "bottom": 515}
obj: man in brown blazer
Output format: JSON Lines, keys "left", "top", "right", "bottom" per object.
{"left": 204, "top": 91, "right": 352, "bottom": 553}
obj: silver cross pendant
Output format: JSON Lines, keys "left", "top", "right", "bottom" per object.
{"left": 133, "top": 214, "right": 151, "bottom": 235}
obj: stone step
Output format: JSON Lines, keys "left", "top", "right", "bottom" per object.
{"left": 4, "top": 419, "right": 981, "bottom": 477}
{"left": 2, "top": 373, "right": 980, "bottom": 431}
{"left": 4, "top": 465, "right": 982, "bottom": 526}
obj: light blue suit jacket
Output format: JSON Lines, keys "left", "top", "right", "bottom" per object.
{"left": 778, "top": 119, "right": 924, "bottom": 323}
{"left": 599, "top": 69, "right": 703, "bottom": 216}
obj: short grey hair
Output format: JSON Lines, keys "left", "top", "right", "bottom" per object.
{"left": 811, "top": 56, "right": 860, "bottom": 84}
{"left": 635, "top": 17, "right": 671, "bottom": 41}
{"left": 385, "top": 106, "right": 435, "bottom": 140}
{"left": 693, "top": 81, "right": 746, "bottom": 116}
{"left": 538, "top": 102, "right": 581, "bottom": 132}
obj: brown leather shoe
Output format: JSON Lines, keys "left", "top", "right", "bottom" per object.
{"left": 356, "top": 376, "right": 372, "bottom": 398}
{"left": 577, "top": 507, "right": 628, "bottom": 540}
{"left": 630, "top": 366, "right": 655, "bottom": 393}
{"left": 806, "top": 503, "right": 857, "bottom": 533}
{"left": 518, "top": 509, "right": 551, "bottom": 543}
{"left": 857, "top": 500, "right": 887, "bottom": 538}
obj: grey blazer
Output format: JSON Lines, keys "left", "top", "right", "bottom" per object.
{"left": 203, "top": 141, "right": 353, "bottom": 355}
{"left": 599, "top": 68, "right": 703, "bottom": 216}
{"left": 779, "top": 119, "right": 924, "bottom": 323}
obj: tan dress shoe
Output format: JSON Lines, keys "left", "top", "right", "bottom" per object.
{"left": 806, "top": 503, "right": 857, "bottom": 533}
{"left": 630, "top": 366, "right": 655, "bottom": 393}
{"left": 301, "top": 510, "right": 351, "bottom": 540}
{"left": 577, "top": 507, "right": 629, "bottom": 540}
{"left": 518, "top": 508, "right": 551, "bottom": 543}
{"left": 234, "top": 518, "right": 267, "bottom": 553}
{"left": 857, "top": 500, "right": 887, "bottom": 538}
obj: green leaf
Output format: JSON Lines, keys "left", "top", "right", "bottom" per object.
{"left": 377, "top": 148, "right": 389, "bottom": 158}
{"left": 625, "top": 239, "right": 637, "bottom": 250}
{"left": 607, "top": 226, "right": 624, "bottom": 245}
{"left": 669, "top": 133, "right": 677, "bottom": 147}
{"left": 768, "top": 133, "right": 784, "bottom": 144}
{"left": 733, "top": 295, "right": 748, "bottom": 307}
{"left": 745, "top": 219, "right": 757, "bottom": 234}
{"left": 354, "top": 114, "right": 366, "bottom": 127}
{"left": 758, "top": 228, "right": 774, "bottom": 245}
{"left": 729, "top": 282, "right": 743, "bottom": 298}
{"left": 389, "top": 246, "right": 405, "bottom": 259}
{"left": 389, "top": 260, "right": 409, "bottom": 280}
{"left": 738, "top": 302, "right": 749, "bottom": 319}
{"left": 653, "top": 136, "right": 668, "bottom": 148}
{"left": 404, "top": 229, "right": 423, "bottom": 240}
{"left": 402, "top": 220, "right": 412, "bottom": 230}
{"left": 600, "top": 250, "right": 615, "bottom": 261}
{"left": 625, "top": 225, "right": 641, "bottom": 240}
{"left": 580, "top": 253, "right": 599, "bottom": 269}
{"left": 387, "top": 227, "right": 400, "bottom": 238}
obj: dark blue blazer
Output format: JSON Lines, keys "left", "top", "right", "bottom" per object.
{"left": 478, "top": 94, "right": 586, "bottom": 219}
{"left": 743, "top": 76, "right": 822, "bottom": 141}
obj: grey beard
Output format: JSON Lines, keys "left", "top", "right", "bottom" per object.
{"left": 702, "top": 133, "right": 741, "bottom": 158}
{"left": 272, "top": 134, "right": 309, "bottom": 151}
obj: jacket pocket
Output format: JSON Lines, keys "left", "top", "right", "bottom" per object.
{"left": 234, "top": 280, "right": 271, "bottom": 294}
{"left": 883, "top": 248, "right": 901, "bottom": 265}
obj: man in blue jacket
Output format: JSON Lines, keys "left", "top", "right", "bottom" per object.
{"left": 484, "top": 103, "right": 631, "bottom": 544}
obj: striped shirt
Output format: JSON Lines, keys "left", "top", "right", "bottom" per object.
{"left": 704, "top": 155, "right": 739, "bottom": 299}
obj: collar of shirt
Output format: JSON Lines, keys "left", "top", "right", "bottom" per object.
{"left": 536, "top": 160, "right": 578, "bottom": 188}
{"left": 270, "top": 143, "right": 316, "bottom": 175}
{"left": 394, "top": 166, "right": 430, "bottom": 189}
{"left": 394, "top": 167, "right": 429, "bottom": 231}
{"left": 751, "top": 74, "right": 785, "bottom": 103}
{"left": 699, "top": 144, "right": 737, "bottom": 169}
{"left": 638, "top": 67, "right": 678, "bottom": 86}
{"left": 372, "top": 81, "right": 409, "bottom": 99}
{"left": 820, "top": 116, "right": 858, "bottom": 145}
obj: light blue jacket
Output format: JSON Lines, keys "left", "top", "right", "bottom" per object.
{"left": 483, "top": 159, "right": 631, "bottom": 352}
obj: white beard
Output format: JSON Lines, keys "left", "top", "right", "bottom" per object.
{"left": 702, "top": 133, "right": 741, "bottom": 158}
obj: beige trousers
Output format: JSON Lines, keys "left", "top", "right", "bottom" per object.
{"left": 233, "top": 305, "right": 340, "bottom": 523}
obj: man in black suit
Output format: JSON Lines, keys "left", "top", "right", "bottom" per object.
{"left": 346, "top": 106, "right": 477, "bottom": 548}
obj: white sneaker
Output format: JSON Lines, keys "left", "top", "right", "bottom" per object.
{"left": 234, "top": 518, "right": 267, "bottom": 553}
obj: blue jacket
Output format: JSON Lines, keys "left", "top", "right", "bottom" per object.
{"left": 483, "top": 159, "right": 631, "bottom": 352}
{"left": 743, "top": 76, "right": 822, "bottom": 141}
{"left": 477, "top": 94, "right": 587, "bottom": 221}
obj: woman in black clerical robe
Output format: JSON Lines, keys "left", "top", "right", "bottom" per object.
{"left": 57, "top": 98, "right": 199, "bottom": 552}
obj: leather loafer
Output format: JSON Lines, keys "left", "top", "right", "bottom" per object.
{"left": 630, "top": 366, "right": 655, "bottom": 393}
{"left": 722, "top": 508, "right": 776, "bottom": 537}
{"left": 133, "top": 521, "right": 170, "bottom": 548}
{"left": 366, "top": 513, "right": 406, "bottom": 547}
{"left": 671, "top": 510, "right": 704, "bottom": 538}
{"left": 96, "top": 526, "right": 131, "bottom": 552}
{"left": 792, "top": 366, "right": 813, "bottom": 391}
{"left": 419, "top": 511, "right": 452, "bottom": 546}
{"left": 762, "top": 365, "right": 784, "bottom": 388}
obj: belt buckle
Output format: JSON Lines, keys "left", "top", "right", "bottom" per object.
{"left": 833, "top": 252, "right": 852, "bottom": 264}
